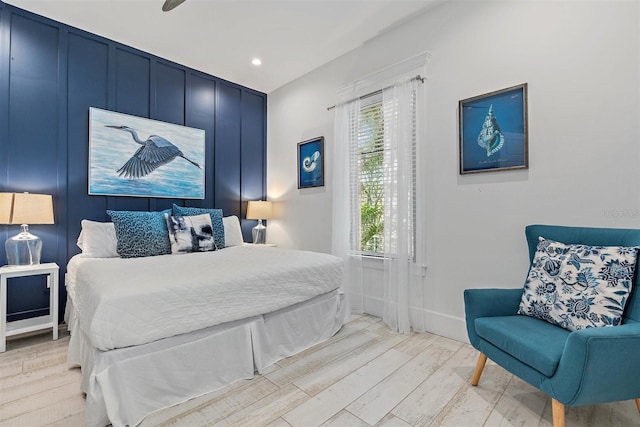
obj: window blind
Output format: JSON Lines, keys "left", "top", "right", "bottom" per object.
{"left": 348, "top": 86, "right": 417, "bottom": 257}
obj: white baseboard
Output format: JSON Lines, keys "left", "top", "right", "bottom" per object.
{"left": 412, "top": 307, "right": 468, "bottom": 343}
{"left": 350, "top": 292, "right": 469, "bottom": 343}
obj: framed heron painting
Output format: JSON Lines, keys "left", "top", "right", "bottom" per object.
{"left": 89, "top": 107, "right": 206, "bottom": 199}
{"left": 297, "top": 136, "right": 324, "bottom": 189}
{"left": 458, "top": 83, "right": 528, "bottom": 174}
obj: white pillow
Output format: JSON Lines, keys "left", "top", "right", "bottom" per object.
{"left": 77, "top": 220, "right": 119, "bottom": 258}
{"left": 223, "top": 215, "right": 244, "bottom": 247}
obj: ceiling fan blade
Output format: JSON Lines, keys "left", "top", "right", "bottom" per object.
{"left": 162, "top": 0, "right": 186, "bottom": 12}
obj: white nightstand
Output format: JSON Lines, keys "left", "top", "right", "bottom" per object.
{"left": 0, "top": 262, "right": 59, "bottom": 352}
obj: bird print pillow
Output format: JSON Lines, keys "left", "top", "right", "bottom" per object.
{"left": 518, "top": 237, "right": 638, "bottom": 331}
{"left": 165, "top": 213, "right": 216, "bottom": 254}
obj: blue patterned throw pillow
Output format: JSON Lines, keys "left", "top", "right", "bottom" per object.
{"left": 172, "top": 204, "right": 225, "bottom": 249}
{"left": 518, "top": 237, "right": 638, "bottom": 331}
{"left": 165, "top": 213, "right": 216, "bottom": 254}
{"left": 107, "top": 210, "right": 171, "bottom": 258}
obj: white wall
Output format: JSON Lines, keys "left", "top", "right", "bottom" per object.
{"left": 266, "top": 0, "right": 640, "bottom": 342}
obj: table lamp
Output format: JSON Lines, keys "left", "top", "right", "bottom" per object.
{"left": 246, "top": 200, "right": 273, "bottom": 244}
{"left": 0, "top": 192, "right": 54, "bottom": 265}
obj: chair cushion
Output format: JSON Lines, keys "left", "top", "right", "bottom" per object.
{"left": 475, "top": 315, "right": 570, "bottom": 377}
{"left": 518, "top": 237, "right": 638, "bottom": 331}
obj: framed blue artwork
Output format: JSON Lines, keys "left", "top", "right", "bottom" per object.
{"left": 298, "top": 136, "right": 324, "bottom": 189}
{"left": 89, "top": 107, "right": 206, "bottom": 198}
{"left": 459, "top": 83, "right": 528, "bottom": 174}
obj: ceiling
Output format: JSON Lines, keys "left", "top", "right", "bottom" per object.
{"left": 5, "top": 0, "right": 442, "bottom": 94}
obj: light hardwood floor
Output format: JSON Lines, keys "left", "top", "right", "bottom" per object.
{"left": 1, "top": 314, "right": 638, "bottom": 427}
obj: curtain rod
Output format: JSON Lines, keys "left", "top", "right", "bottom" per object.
{"left": 326, "top": 74, "right": 424, "bottom": 111}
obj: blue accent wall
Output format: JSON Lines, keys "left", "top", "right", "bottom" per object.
{"left": 0, "top": 2, "right": 267, "bottom": 322}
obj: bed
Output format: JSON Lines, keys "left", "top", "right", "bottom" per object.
{"left": 65, "top": 214, "right": 348, "bottom": 427}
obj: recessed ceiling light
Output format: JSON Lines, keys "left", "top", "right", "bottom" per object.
{"left": 252, "top": 58, "right": 262, "bottom": 66}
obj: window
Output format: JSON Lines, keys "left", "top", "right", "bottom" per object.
{"left": 354, "top": 93, "right": 384, "bottom": 253}
{"left": 332, "top": 64, "right": 427, "bottom": 333}
{"left": 350, "top": 88, "right": 417, "bottom": 256}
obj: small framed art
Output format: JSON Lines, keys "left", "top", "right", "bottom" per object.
{"left": 459, "top": 83, "right": 528, "bottom": 174}
{"left": 297, "top": 136, "right": 325, "bottom": 189}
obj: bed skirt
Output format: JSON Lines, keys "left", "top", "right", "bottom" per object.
{"left": 66, "top": 289, "right": 348, "bottom": 427}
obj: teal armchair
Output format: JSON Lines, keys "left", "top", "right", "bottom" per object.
{"left": 464, "top": 225, "right": 640, "bottom": 427}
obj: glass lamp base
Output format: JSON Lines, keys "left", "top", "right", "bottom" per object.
{"left": 5, "top": 225, "right": 42, "bottom": 265}
{"left": 252, "top": 221, "right": 267, "bottom": 244}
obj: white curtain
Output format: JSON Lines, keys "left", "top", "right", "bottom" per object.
{"left": 332, "top": 98, "right": 363, "bottom": 313}
{"left": 381, "top": 78, "right": 421, "bottom": 334}
{"left": 332, "top": 75, "right": 425, "bottom": 332}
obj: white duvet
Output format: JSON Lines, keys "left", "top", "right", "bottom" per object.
{"left": 66, "top": 245, "right": 343, "bottom": 351}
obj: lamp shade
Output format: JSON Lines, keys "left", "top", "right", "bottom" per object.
{"left": 0, "top": 193, "right": 13, "bottom": 224}
{"left": 0, "top": 192, "right": 54, "bottom": 225}
{"left": 246, "top": 200, "right": 273, "bottom": 220}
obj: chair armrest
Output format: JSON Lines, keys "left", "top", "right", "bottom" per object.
{"left": 550, "top": 322, "right": 640, "bottom": 406}
{"left": 464, "top": 288, "right": 522, "bottom": 319}
{"left": 464, "top": 288, "right": 522, "bottom": 347}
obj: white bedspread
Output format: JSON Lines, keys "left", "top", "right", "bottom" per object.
{"left": 66, "top": 245, "right": 343, "bottom": 351}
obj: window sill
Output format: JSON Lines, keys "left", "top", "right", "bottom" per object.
{"left": 350, "top": 253, "right": 427, "bottom": 276}
{"left": 361, "top": 255, "right": 384, "bottom": 271}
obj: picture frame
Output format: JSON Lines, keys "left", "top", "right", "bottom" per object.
{"left": 459, "top": 83, "right": 528, "bottom": 174}
{"left": 89, "top": 107, "right": 206, "bottom": 199}
{"left": 297, "top": 136, "right": 325, "bottom": 189}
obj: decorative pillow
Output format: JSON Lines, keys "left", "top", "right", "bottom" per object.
{"left": 107, "top": 210, "right": 171, "bottom": 258}
{"left": 518, "top": 237, "right": 638, "bottom": 331}
{"left": 77, "top": 220, "right": 119, "bottom": 258}
{"left": 172, "top": 204, "right": 225, "bottom": 249}
{"left": 165, "top": 213, "right": 216, "bottom": 254}
{"left": 223, "top": 215, "right": 244, "bottom": 247}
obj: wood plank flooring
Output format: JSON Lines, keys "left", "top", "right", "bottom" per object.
{"left": 0, "top": 314, "right": 638, "bottom": 427}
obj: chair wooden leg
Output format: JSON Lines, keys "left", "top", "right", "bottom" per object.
{"left": 551, "top": 399, "right": 565, "bottom": 427}
{"left": 636, "top": 398, "right": 640, "bottom": 414}
{"left": 471, "top": 353, "right": 487, "bottom": 386}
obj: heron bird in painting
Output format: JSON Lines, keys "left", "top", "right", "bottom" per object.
{"left": 105, "top": 125, "right": 201, "bottom": 179}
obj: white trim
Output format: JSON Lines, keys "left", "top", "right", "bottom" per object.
{"left": 353, "top": 253, "right": 427, "bottom": 275}
{"left": 351, "top": 289, "right": 468, "bottom": 343}
{"left": 336, "top": 51, "right": 431, "bottom": 101}
{"left": 410, "top": 307, "right": 468, "bottom": 343}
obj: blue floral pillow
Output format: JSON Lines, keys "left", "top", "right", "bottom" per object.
{"left": 107, "top": 209, "right": 171, "bottom": 258}
{"left": 518, "top": 237, "right": 638, "bottom": 331}
{"left": 172, "top": 204, "right": 225, "bottom": 249}
{"left": 165, "top": 213, "right": 215, "bottom": 254}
